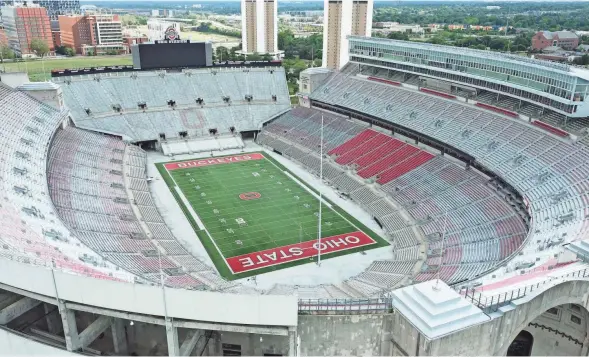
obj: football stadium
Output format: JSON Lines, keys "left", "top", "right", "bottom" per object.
{"left": 1, "top": 34, "right": 589, "bottom": 356}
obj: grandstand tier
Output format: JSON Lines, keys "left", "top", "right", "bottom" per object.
{"left": 57, "top": 68, "right": 291, "bottom": 141}
{"left": 259, "top": 106, "right": 529, "bottom": 285}
{"left": 306, "top": 65, "right": 589, "bottom": 278}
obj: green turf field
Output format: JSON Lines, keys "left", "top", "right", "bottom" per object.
{"left": 156, "top": 152, "right": 388, "bottom": 280}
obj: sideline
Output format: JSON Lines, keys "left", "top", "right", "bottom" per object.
{"left": 165, "top": 166, "right": 235, "bottom": 273}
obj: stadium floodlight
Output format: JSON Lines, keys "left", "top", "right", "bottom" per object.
{"left": 317, "top": 115, "right": 324, "bottom": 266}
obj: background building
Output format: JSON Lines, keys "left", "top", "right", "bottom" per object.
{"left": 2, "top": 4, "right": 53, "bottom": 56}
{"left": 532, "top": 30, "right": 579, "bottom": 51}
{"left": 240, "top": 0, "right": 278, "bottom": 55}
{"left": 58, "top": 13, "right": 124, "bottom": 55}
{"left": 322, "top": 0, "right": 373, "bottom": 69}
{"left": 147, "top": 19, "right": 181, "bottom": 42}
{"left": 1, "top": 0, "right": 80, "bottom": 20}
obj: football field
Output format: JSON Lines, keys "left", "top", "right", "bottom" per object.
{"left": 156, "top": 152, "right": 388, "bottom": 280}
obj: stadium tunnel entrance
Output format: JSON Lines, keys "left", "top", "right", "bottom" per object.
{"left": 507, "top": 303, "right": 589, "bottom": 356}
{"left": 507, "top": 304, "right": 589, "bottom": 356}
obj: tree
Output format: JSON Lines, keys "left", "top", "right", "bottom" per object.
{"left": 55, "top": 45, "right": 75, "bottom": 57}
{"left": 64, "top": 47, "right": 75, "bottom": 57}
{"left": 30, "top": 38, "right": 49, "bottom": 58}
{"left": 247, "top": 52, "right": 263, "bottom": 61}
{"left": 0, "top": 45, "right": 15, "bottom": 63}
{"left": 261, "top": 53, "right": 273, "bottom": 61}
{"left": 386, "top": 32, "right": 410, "bottom": 41}
{"left": 574, "top": 54, "right": 589, "bottom": 66}
{"left": 215, "top": 46, "right": 230, "bottom": 61}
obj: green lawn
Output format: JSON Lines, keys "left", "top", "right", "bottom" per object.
{"left": 1, "top": 56, "right": 132, "bottom": 81}
{"left": 156, "top": 152, "right": 388, "bottom": 280}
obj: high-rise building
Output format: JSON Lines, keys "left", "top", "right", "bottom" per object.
{"left": 58, "top": 13, "right": 124, "bottom": 55}
{"left": 1, "top": 0, "right": 80, "bottom": 20}
{"left": 2, "top": 4, "right": 53, "bottom": 55}
{"left": 240, "top": 0, "right": 278, "bottom": 55}
{"left": 322, "top": 0, "right": 372, "bottom": 69}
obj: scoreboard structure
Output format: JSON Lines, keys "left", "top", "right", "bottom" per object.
{"left": 131, "top": 26, "right": 213, "bottom": 70}
{"left": 131, "top": 41, "right": 213, "bottom": 70}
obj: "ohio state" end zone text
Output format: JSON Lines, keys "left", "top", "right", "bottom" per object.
{"left": 226, "top": 231, "right": 376, "bottom": 273}
{"left": 164, "top": 153, "right": 265, "bottom": 170}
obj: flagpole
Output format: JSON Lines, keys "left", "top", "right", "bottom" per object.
{"left": 317, "top": 115, "right": 324, "bottom": 266}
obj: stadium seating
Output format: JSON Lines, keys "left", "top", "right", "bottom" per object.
{"left": 47, "top": 127, "right": 234, "bottom": 290}
{"left": 0, "top": 84, "right": 135, "bottom": 281}
{"left": 311, "top": 69, "right": 589, "bottom": 267}
{"left": 4, "top": 58, "right": 589, "bottom": 301}
{"left": 56, "top": 68, "right": 291, "bottom": 141}
{"left": 260, "top": 104, "right": 530, "bottom": 286}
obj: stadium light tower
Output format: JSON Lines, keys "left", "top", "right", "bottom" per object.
{"left": 316, "top": 115, "right": 324, "bottom": 266}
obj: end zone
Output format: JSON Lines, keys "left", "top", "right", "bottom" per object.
{"left": 226, "top": 231, "right": 376, "bottom": 273}
{"left": 165, "top": 153, "right": 265, "bottom": 170}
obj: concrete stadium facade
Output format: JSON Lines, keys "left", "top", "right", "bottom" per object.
{"left": 3, "top": 255, "right": 589, "bottom": 355}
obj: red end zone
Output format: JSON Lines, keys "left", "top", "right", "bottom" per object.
{"left": 226, "top": 231, "right": 376, "bottom": 273}
{"left": 165, "top": 153, "right": 265, "bottom": 170}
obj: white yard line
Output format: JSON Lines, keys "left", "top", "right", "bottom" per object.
{"left": 173, "top": 185, "right": 205, "bottom": 230}
{"left": 263, "top": 152, "right": 374, "bottom": 237}
{"left": 283, "top": 171, "right": 333, "bottom": 209}
{"left": 166, "top": 166, "right": 236, "bottom": 274}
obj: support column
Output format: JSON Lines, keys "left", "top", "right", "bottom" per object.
{"left": 248, "top": 333, "right": 263, "bottom": 356}
{"left": 207, "top": 331, "right": 222, "bottom": 356}
{"left": 44, "top": 303, "right": 61, "bottom": 335}
{"left": 288, "top": 330, "right": 297, "bottom": 357}
{"left": 111, "top": 318, "right": 129, "bottom": 355}
{"left": 0, "top": 297, "right": 42, "bottom": 324}
{"left": 59, "top": 302, "right": 80, "bottom": 352}
{"left": 78, "top": 315, "right": 113, "bottom": 350}
{"left": 180, "top": 329, "right": 202, "bottom": 356}
{"left": 166, "top": 318, "right": 180, "bottom": 357}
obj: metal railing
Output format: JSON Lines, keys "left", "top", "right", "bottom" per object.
{"left": 459, "top": 266, "right": 589, "bottom": 313}
{"left": 297, "top": 297, "right": 393, "bottom": 314}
